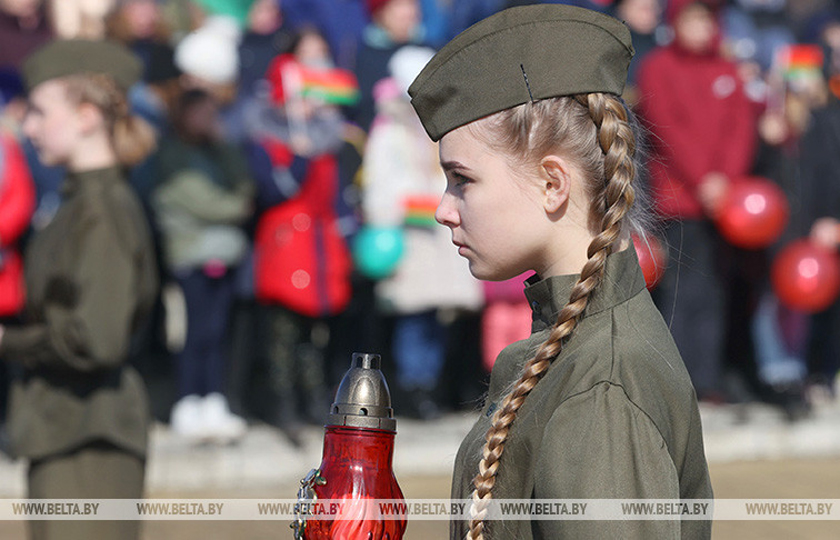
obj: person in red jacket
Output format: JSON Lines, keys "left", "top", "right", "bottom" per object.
{"left": 636, "top": 0, "right": 758, "bottom": 401}
{"left": 0, "top": 134, "right": 35, "bottom": 318}
{"left": 0, "top": 132, "right": 35, "bottom": 455}
{"left": 243, "top": 29, "right": 354, "bottom": 445}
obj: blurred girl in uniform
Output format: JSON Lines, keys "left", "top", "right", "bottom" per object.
{"left": 0, "top": 39, "right": 158, "bottom": 540}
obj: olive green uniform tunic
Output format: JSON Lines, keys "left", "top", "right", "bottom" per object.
{"left": 0, "top": 166, "right": 157, "bottom": 539}
{"left": 451, "top": 247, "right": 713, "bottom": 539}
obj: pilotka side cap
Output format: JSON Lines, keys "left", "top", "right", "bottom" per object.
{"left": 408, "top": 4, "right": 635, "bottom": 142}
{"left": 22, "top": 39, "right": 142, "bottom": 91}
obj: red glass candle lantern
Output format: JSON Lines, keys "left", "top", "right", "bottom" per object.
{"left": 293, "top": 353, "right": 406, "bottom": 539}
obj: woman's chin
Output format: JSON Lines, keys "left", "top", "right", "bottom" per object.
{"left": 468, "top": 262, "right": 513, "bottom": 282}
{"left": 466, "top": 262, "right": 490, "bottom": 281}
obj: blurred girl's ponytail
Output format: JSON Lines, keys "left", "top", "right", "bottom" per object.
{"left": 63, "top": 73, "right": 157, "bottom": 167}
{"left": 112, "top": 112, "right": 157, "bottom": 167}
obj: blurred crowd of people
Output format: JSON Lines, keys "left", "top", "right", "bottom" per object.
{"left": 1, "top": 0, "right": 840, "bottom": 453}
{"left": 631, "top": 0, "right": 840, "bottom": 422}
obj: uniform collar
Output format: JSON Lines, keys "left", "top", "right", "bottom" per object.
{"left": 62, "top": 166, "right": 124, "bottom": 197}
{"left": 523, "top": 246, "right": 646, "bottom": 332}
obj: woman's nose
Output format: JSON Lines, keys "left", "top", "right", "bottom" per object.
{"left": 435, "top": 193, "right": 459, "bottom": 228}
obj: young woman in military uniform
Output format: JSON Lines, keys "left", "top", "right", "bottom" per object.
{"left": 408, "top": 5, "right": 713, "bottom": 539}
{"left": 0, "top": 40, "right": 158, "bottom": 540}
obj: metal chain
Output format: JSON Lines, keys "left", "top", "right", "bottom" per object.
{"left": 291, "top": 468, "right": 326, "bottom": 539}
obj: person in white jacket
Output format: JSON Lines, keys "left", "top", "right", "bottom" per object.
{"left": 361, "top": 46, "right": 482, "bottom": 419}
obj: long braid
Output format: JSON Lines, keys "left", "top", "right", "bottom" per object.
{"left": 466, "top": 92, "right": 637, "bottom": 539}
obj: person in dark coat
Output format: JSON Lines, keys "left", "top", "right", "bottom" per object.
{"left": 409, "top": 4, "right": 712, "bottom": 539}
{"left": 350, "top": 0, "right": 424, "bottom": 132}
{"left": 238, "top": 0, "right": 292, "bottom": 98}
{"left": 281, "top": 0, "right": 369, "bottom": 70}
{"left": 798, "top": 91, "right": 840, "bottom": 397}
{"left": 0, "top": 39, "right": 159, "bottom": 540}
{"left": 152, "top": 89, "right": 253, "bottom": 444}
{"left": 611, "top": 0, "right": 664, "bottom": 102}
{"left": 0, "top": 128, "right": 36, "bottom": 457}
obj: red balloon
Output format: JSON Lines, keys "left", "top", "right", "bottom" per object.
{"left": 632, "top": 233, "right": 667, "bottom": 290}
{"left": 771, "top": 239, "right": 840, "bottom": 313}
{"left": 716, "top": 177, "right": 789, "bottom": 249}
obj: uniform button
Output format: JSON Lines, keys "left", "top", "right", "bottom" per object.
{"left": 531, "top": 300, "right": 540, "bottom": 312}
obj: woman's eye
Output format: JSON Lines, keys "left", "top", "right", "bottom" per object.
{"left": 453, "top": 172, "right": 472, "bottom": 186}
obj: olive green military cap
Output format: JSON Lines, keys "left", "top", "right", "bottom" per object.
{"left": 408, "top": 4, "right": 634, "bottom": 141}
{"left": 22, "top": 39, "right": 143, "bottom": 91}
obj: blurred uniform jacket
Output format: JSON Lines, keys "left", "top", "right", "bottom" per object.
{"left": 0, "top": 166, "right": 158, "bottom": 460}
{"left": 450, "top": 247, "right": 713, "bottom": 539}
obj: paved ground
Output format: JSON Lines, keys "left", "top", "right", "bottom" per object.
{"left": 0, "top": 396, "right": 838, "bottom": 539}
{"left": 0, "top": 459, "right": 838, "bottom": 539}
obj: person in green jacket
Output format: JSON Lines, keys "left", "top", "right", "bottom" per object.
{"left": 0, "top": 39, "right": 158, "bottom": 540}
{"left": 408, "top": 4, "right": 713, "bottom": 539}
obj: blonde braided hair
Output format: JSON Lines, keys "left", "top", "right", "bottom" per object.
{"left": 466, "top": 92, "right": 639, "bottom": 539}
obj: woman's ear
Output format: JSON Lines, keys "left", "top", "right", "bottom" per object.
{"left": 540, "top": 155, "right": 572, "bottom": 214}
{"left": 76, "top": 102, "right": 106, "bottom": 135}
